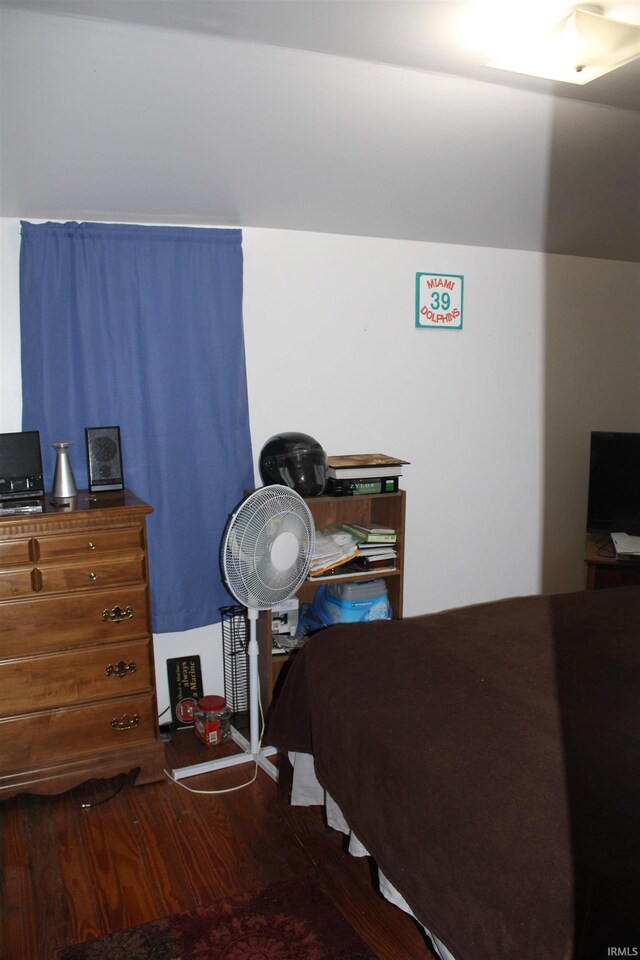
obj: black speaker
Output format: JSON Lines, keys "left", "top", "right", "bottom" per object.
{"left": 85, "top": 426, "right": 124, "bottom": 492}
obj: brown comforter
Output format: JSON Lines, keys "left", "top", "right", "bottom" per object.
{"left": 266, "top": 587, "right": 640, "bottom": 960}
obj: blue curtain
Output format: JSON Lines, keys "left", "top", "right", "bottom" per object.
{"left": 19, "top": 221, "right": 254, "bottom": 633}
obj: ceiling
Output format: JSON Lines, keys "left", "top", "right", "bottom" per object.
{"left": 1, "top": 0, "right": 639, "bottom": 260}
{"left": 5, "top": 0, "right": 640, "bottom": 109}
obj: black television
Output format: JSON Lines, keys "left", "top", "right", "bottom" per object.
{"left": 586, "top": 431, "right": 640, "bottom": 534}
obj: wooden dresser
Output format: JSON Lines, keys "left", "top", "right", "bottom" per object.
{"left": 0, "top": 489, "right": 165, "bottom": 800}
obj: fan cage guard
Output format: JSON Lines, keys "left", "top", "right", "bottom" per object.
{"left": 221, "top": 604, "right": 249, "bottom": 724}
{"left": 222, "top": 485, "right": 315, "bottom": 609}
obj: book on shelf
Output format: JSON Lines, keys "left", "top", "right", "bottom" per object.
{"left": 327, "top": 453, "right": 409, "bottom": 480}
{"left": 354, "top": 545, "right": 396, "bottom": 559}
{"left": 328, "top": 453, "right": 409, "bottom": 469}
{"left": 342, "top": 522, "right": 397, "bottom": 544}
{"left": 345, "top": 545, "right": 396, "bottom": 571}
{"left": 327, "top": 464, "right": 403, "bottom": 480}
{"left": 357, "top": 541, "right": 396, "bottom": 553}
{"left": 345, "top": 556, "right": 397, "bottom": 572}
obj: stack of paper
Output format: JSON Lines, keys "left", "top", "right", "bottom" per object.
{"left": 309, "top": 526, "right": 360, "bottom": 577}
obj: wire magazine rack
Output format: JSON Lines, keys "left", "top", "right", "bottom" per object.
{"left": 221, "top": 604, "right": 249, "bottom": 726}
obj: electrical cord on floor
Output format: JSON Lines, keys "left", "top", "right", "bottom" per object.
{"left": 79, "top": 696, "right": 268, "bottom": 806}
{"left": 81, "top": 773, "right": 127, "bottom": 809}
{"left": 163, "top": 686, "right": 268, "bottom": 796}
{"left": 164, "top": 760, "right": 259, "bottom": 796}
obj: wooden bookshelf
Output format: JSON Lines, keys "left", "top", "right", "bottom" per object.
{"left": 258, "top": 489, "right": 406, "bottom": 714}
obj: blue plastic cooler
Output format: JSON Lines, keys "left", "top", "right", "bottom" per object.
{"left": 313, "top": 579, "right": 390, "bottom": 625}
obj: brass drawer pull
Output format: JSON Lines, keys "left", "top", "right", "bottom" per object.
{"left": 110, "top": 713, "right": 141, "bottom": 731}
{"left": 105, "top": 659, "right": 137, "bottom": 678}
{"left": 89, "top": 571, "right": 97, "bottom": 581}
{"left": 102, "top": 605, "right": 133, "bottom": 623}
{"left": 88, "top": 541, "right": 96, "bottom": 550}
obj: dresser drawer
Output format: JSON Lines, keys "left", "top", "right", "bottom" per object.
{"left": 0, "top": 554, "right": 146, "bottom": 599}
{"left": 0, "top": 638, "right": 153, "bottom": 715}
{"left": 0, "top": 566, "right": 35, "bottom": 599}
{"left": 0, "top": 584, "right": 151, "bottom": 658}
{"left": 34, "top": 526, "right": 144, "bottom": 560}
{"left": 0, "top": 537, "right": 32, "bottom": 566}
{"left": 35, "top": 554, "right": 146, "bottom": 593}
{"left": 0, "top": 693, "right": 157, "bottom": 774}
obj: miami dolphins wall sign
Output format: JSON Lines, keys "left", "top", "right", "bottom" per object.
{"left": 416, "top": 272, "right": 464, "bottom": 329}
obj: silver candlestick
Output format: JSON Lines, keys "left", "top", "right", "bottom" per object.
{"left": 50, "top": 441, "right": 78, "bottom": 504}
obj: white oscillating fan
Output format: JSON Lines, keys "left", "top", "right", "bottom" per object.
{"left": 171, "top": 484, "right": 315, "bottom": 784}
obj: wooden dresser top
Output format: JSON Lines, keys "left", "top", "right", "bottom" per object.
{"left": 0, "top": 489, "right": 153, "bottom": 537}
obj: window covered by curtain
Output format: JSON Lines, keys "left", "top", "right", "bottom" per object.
{"left": 19, "top": 221, "right": 254, "bottom": 633}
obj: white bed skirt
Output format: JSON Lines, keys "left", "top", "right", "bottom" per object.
{"left": 289, "top": 751, "right": 456, "bottom": 960}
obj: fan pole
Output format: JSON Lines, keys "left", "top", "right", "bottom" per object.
{"left": 170, "top": 607, "right": 279, "bottom": 784}
{"left": 247, "top": 607, "right": 261, "bottom": 756}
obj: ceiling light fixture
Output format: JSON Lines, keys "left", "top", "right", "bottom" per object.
{"left": 486, "top": 3, "right": 640, "bottom": 84}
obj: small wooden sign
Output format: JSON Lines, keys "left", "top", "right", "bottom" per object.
{"left": 167, "top": 655, "right": 203, "bottom": 728}
{"left": 416, "top": 272, "right": 464, "bottom": 329}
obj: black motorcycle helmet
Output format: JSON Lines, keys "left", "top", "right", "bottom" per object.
{"left": 259, "top": 432, "right": 327, "bottom": 497}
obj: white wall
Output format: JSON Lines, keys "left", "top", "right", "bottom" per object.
{"left": 0, "top": 220, "right": 22, "bottom": 432}
{"left": 243, "top": 229, "right": 549, "bottom": 616}
{"left": 1, "top": 218, "right": 639, "bottom": 710}
{"left": 243, "top": 231, "right": 640, "bottom": 619}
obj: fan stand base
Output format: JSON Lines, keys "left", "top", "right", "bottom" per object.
{"left": 169, "top": 726, "right": 279, "bottom": 783}
{"left": 169, "top": 607, "right": 282, "bottom": 786}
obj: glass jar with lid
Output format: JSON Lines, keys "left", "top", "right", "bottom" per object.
{"left": 193, "top": 695, "right": 232, "bottom": 746}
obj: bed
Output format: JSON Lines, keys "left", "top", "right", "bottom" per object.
{"left": 265, "top": 586, "right": 640, "bottom": 960}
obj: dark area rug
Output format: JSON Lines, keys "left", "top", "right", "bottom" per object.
{"left": 53, "top": 873, "right": 378, "bottom": 959}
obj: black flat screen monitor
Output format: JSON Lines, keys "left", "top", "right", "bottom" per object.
{"left": 586, "top": 431, "right": 640, "bottom": 534}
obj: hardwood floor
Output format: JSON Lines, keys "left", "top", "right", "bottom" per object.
{"left": 0, "top": 728, "right": 434, "bottom": 959}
